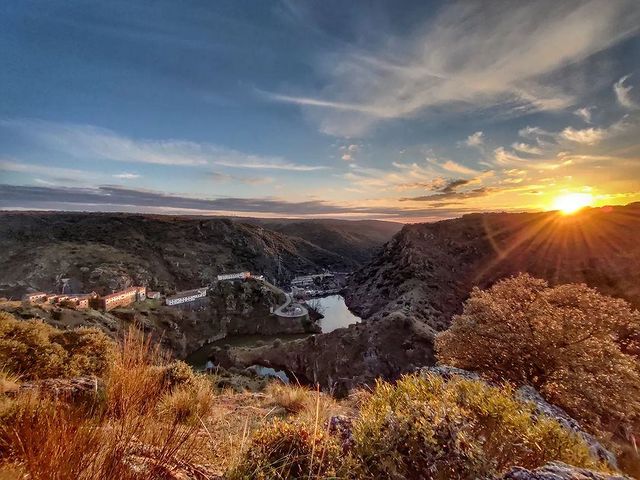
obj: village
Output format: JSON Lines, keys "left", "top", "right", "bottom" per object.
{"left": 22, "top": 271, "right": 259, "bottom": 312}
{"left": 20, "top": 271, "right": 336, "bottom": 320}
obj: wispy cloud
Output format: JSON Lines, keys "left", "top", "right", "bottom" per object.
{"left": 464, "top": 131, "right": 484, "bottom": 148}
{"left": 614, "top": 74, "right": 638, "bottom": 109}
{"left": 0, "top": 183, "right": 479, "bottom": 220}
{"left": 113, "top": 172, "right": 141, "bottom": 179}
{"left": 560, "top": 126, "right": 608, "bottom": 145}
{"left": 0, "top": 118, "right": 327, "bottom": 171}
{"left": 0, "top": 159, "right": 95, "bottom": 182}
{"left": 573, "top": 107, "right": 594, "bottom": 123}
{"left": 512, "top": 143, "right": 542, "bottom": 155}
{"left": 266, "top": 1, "right": 640, "bottom": 135}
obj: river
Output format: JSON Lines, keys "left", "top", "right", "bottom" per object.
{"left": 314, "top": 294, "right": 361, "bottom": 333}
{"left": 186, "top": 294, "right": 360, "bottom": 370}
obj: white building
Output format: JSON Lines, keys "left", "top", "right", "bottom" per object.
{"left": 165, "top": 287, "right": 208, "bottom": 306}
{"left": 216, "top": 272, "right": 250, "bottom": 282}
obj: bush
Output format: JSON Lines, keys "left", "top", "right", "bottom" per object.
{"left": 349, "top": 374, "right": 601, "bottom": 479}
{"left": 265, "top": 382, "right": 310, "bottom": 414}
{"left": 161, "top": 359, "right": 198, "bottom": 390}
{"left": 157, "top": 376, "right": 215, "bottom": 424}
{"left": 229, "top": 419, "right": 342, "bottom": 480}
{"left": 436, "top": 274, "right": 640, "bottom": 437}
{"left": 0, "top": 312, "right": 115, "bottom": 380}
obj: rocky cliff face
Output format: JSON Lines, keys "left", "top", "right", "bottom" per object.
{"left": 218, "top": 313, "right": 436, "bottom": 396}
{"left": 0, "top": 212, "right": 398, "bottom": 298}
{"left": 345, "top": 203, "right": 640, "bottom": 331}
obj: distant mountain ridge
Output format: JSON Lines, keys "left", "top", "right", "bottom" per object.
{"left": 345, "top": 203, "right": 640, "bottom": 332}
{"left": 0, "top": 212, "right": 400, "bottom": 298}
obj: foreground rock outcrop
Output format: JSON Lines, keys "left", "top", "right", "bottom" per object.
{"left": 217, "top": 314, "right": 436, "bottom": 396}
{"left": 502, "top": 462, "right": 630, "bottom": 480}
{"left": 418, "top": 366, "right": 618, "bottom": 470}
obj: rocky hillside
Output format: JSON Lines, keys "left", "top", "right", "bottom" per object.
{"left": 345, "top": 203, "right": 640, "bottom": 331}
{"left": 0, "top": 212, "right": 398, "bottom": 298}
{"left": 244, "top": 218, "right": 403, "bottom": 264}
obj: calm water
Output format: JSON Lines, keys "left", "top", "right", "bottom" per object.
{"left": 315, "top": 294, "right": 361, "bottom": 333}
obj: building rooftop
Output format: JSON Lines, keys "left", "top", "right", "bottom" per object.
{"left": 166, "top": 288, "right": 207, "bottom": 300}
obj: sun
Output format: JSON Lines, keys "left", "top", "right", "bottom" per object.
{"left": 552, "top": 193, "right": 593, "bottom": 215}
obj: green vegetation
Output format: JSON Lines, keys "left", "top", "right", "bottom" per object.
{"left": 231, "top": 374, "right": 602, "bottom": 479}
{"left": 229, "top": 420, "right": 343, "bottom": 480}
{"left": 436, "top": 274, "right": 640, "bottom": 438}
{"left": 0, "top": 311, "right": 115, "bottom": 380}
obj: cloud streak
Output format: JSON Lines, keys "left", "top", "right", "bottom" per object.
{"left": 0, "top": 119, "right": 327, "bottom": 171}
{"left": 267, "top": 0, "right": 640, "bottom": 135}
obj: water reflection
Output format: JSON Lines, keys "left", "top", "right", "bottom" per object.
{"left": 314, "top": 294, "right": 361, "bottom": 333}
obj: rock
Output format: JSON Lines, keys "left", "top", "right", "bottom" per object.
{"left": 416, "top": 364, "right": 481, "bottom": 381}
{"left": 516, "top": 386, "right": 617, "bottom": 469}
{"left": 502, "top": 462, "right": 630, "bottom": 480}
{"left": 123, "top": 443, "right": 223, "bottom": 480}
{"left": 419, "top": 366, "right": 618, "bottom": 470}
{"left": 15, "top": 376, "right": 105, "bottom": 404}
{"left": 328, "top": 415, "right": 354, "bottom": 453}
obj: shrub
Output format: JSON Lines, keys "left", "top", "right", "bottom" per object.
{"left": 229, "top": 419, "right": 342, "bottom": 480}
{"left": 350, "top": 374, "right": 601, "bottom": 479}
{"left": 0, "top": 312, "right": 115, "bottom": 380}
{"left": 436, "top": 274, "right": 640, "bottom": 437}
{"left": 161, "top": 359, "right": 198, "bottom": 390}
{"left": 157, "top": 376, "right": 215, "bottom": 424}
{"left": 265, "top": 382, "right": 310, "bottom": 414}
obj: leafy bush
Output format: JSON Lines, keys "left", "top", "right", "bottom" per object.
{"left": 161, "top": 359, "right": 198, "bottom": 390}
{"left": 0, "top": 312, "right": 115, "bottom": 380}
{"left": 349, "top": 374, "right": 600, "bottom": 479}
{"left": 436, "top": 274, "right": 640, "bottom": 437}
{"left": 229, "top": 419, "right": 342, "bottom": 480}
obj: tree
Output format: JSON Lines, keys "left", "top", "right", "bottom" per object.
{"left": 436, "top": 273, "right": 640, "bottom": 438}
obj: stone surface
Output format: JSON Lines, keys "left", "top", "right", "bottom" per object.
{"left": 502, "top": 462, "right": 630, "bottom": 480}
{"left": 516, "top": 386, "right": 617, "bottom": 468}
{"left": 15, "top": 376, "right": 105, "bottom": 404}
{"left": 419, "top": 366, "right": 618, "bottom": 470}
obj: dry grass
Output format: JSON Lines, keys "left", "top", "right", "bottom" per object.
{"left": 0, "top": 327, "right": 214, "bottom": 480}
{"left": 0, "top": 369, "right": 20, "bottom": 395}
{"left": 264, "top": 381, "right": 309, "bottom": 414}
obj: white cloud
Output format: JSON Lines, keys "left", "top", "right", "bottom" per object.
{"left": 614, "top": 74, "right": 638, "bottom": 109}
{"left": 440, "top": 160, "right": 479, "bottom": 175}
{"left": 0, "top": 118, "right": 327, "bottom": 172}
{"left": 341, "top": 153, "right": 354, "bottom": 162}
{"left": 464, "top": 131, "right": 484, "bottom": 147}
{"left": 0, "top": 159, "right": 94, "bottom": 181}
{"left": 560, "top": 126, "right": 607, "bottom": 145}
{"left": 511, "top": 143, "right": 543, "bottom": 155}
{"left": 573, "top": 107, "right": 593, "bottom": 123}
{"left": 494, "top": 147, "right": 526, "bottom": 166}
{"left": 266, "top": 1, "right": 640, "bottom": 135}
{"left": 113, "top": 172, "right": 141, "bottom": 179}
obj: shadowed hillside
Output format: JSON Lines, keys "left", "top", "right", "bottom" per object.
{"left": 0, "top": 212, "right": 399, "bottom": 298}
{"left": 345, "top": 203, "right": 640, "bottom": 331}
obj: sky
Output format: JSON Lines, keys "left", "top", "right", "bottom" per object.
{"left": 1, "top": 0, "right": 640, "bottom": 222}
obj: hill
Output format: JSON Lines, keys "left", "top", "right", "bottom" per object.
{"left": 243, "top": 218, "right": 403, "bottom": 264}
{"left": 0, "top": 212, "right": 399, "bottom": 298}
{"left": 345, "top": 203, "right": 640, "bottom": 332}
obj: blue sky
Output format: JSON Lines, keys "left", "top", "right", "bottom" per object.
{"left": 1, "top": 0, "right": 639, "bottom": 221}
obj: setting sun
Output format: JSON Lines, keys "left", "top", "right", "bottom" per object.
{"left": 552, "top": 193, "right": 594, "bottom": 215}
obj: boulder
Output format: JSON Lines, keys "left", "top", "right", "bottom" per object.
{"left": 15, "top": 376, "right": 105, "bottom": 404}
{"left": 502, "top": 462, "right": 630, "bottom": 480}
{"left": 516, "top": 386, "right": 617, "bottom": 468}
{"left": 419, "top": 366, "right": 618, "bottom": 469}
